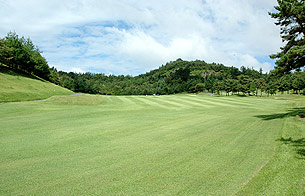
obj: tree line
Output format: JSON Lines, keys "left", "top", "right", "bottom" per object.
{"left": 56, "top": 59, "right": 305, "bottom": 96}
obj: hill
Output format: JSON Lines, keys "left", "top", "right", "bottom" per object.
{"left": 0, "top": 66, "right": 73, "bottom": 102}
{"left": 57, "top": 59, "right": 262, "bottom": 95}
{"left": 57, "top": 59, "right": 305, "bottom": 96}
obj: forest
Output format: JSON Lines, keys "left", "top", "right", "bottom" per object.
{"left": 57, "top": 59, "right": 305, "bottom": 96}
{"left": 0, "top": 32, "right": 304, "bottom": 96}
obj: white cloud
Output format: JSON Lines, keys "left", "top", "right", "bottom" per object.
{"left": 0, "top": 0, "right": 282, "bottom": 74}
{"left": 69, "top": 67, "right": 85, "bottom": 74}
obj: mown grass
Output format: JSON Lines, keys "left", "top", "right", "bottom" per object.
{"left": 0, "top": 94, "right": 304, "bottom": 195}
{"left": 0, "top": 66, "right": 73, "bottom": 102}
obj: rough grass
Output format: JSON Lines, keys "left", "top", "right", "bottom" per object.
{"left": 0, "top": 66, "right": 73, "bottom": 102}
{"left": 0, "top": 94, "right": 304, "bottom": 195}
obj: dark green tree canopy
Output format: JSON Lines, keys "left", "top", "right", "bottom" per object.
{"left": 269, "top": 0, "right": 305, "bottom": 73}
{"left": 0, "top": 32, "right": 51, "bottom": 80}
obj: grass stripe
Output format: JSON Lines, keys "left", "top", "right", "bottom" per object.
{"left": 148, "top": 96, "right": 187, "bottom": 108}
{"left": 116, "top": 96, "right": 140, "bottom": 106}
{"left": 182, "top": 96, "right": 236, "bottom": 107}
{"left": 164, "top": 96, "right": 214, "bottom": 108}
{"left": 212, "top": 97, "right": 255, "bottom": 106}
{"left": 132, "top": 96, "right": 172, "bottom": 109}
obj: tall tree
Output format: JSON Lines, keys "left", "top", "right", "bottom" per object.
{"left": 278, "top": 74, "right": 292, "bottom": 94}
{"left": 238, "top": 75, "right": 251, "bottom": 95}
{"left": 269, "top": 0, "right": 305, "bottom": 73}
{"left": 257, "top": 78, "right": 266, "bottom": 97}
{"left": 291, "top": 72, "right": 305, "bottom": 94}
{"left": 0, "top": 39, "right": 13, "bottom": 66}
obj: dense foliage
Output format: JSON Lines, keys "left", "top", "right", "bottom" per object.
{"left": 0, "top": 32, "right": 56, "bottom": 81}
{"left": 269, "top": 0, "right": 305, "bottom": 73}
{"left": 56, "top": 59, "right": 305, "bottom": 96}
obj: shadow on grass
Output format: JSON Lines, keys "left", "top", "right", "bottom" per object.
{"left": 0, "top": 65, "right": 45, "bottom": 82}
{"left": 235, "top": 94, "right": 247, "bottom": 97}
{"left": 278, "top": 137, "right": 305, "bottom": 159}
{"left": 255, "top": 107, "right": 305, "bottom": 121}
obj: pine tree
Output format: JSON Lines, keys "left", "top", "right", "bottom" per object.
{"left": 269, "top": 0, "right": 305, "bottom": 73}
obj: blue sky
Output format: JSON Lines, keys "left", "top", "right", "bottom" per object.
{"left": 0, "top": 0, "right": 282, "bottom": 75}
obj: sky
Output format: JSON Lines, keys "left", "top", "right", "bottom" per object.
{"left": 0, "top": 0, "right": 282, "bottom": 75}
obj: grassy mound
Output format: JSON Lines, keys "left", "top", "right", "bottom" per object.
{"left": 45, "top": 94, "right": 103, "bottom": 105}
{"left": 0, "top": 66, "right": 73, "bottom": 102}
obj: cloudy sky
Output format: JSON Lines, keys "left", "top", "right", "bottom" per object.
{"left": 0, "top": 0, "right": 282, "bottom": 75}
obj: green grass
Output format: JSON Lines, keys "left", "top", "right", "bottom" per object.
{"left": 0, "top": 94, "right": 304, "bottom": 195}
{"left": 0, "top": 66, "right": 73, "bottom": 102}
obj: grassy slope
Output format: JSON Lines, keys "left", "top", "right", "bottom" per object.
{"left": 236, "top": 95, "right": 305, "bottom": 195}
{"left": 0, "top": 94, "right": 304, "bottom": 195}
{"left": 0, "top": 66, "right": 73, "bottom": 102}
